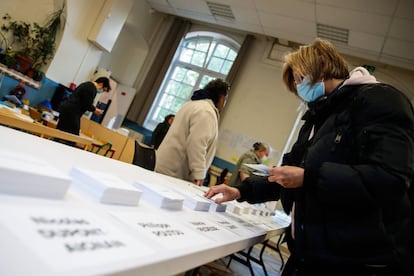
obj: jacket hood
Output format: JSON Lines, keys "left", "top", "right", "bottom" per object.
{"left": 341, "top": 66, "right": 379, "bottom": 87}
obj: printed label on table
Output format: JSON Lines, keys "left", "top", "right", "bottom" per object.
{"left": 174, "top": 213, "right": 238, "bottom": 241}
{"left": 204, "top": 213, "right": 258, "bottom": 237}
{"left": 110, "top": 210, "right": 211, "bottom": 250}
{"left": 0, "top": 204, "right": 155, "bottom": 272}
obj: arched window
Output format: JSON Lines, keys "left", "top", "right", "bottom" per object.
{"left": 143, "top": 32, "right": 240, "bottom": 130}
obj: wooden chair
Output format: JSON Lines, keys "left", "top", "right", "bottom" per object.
{"left": 91, "top": 142, "right": 115, "bottom": 158}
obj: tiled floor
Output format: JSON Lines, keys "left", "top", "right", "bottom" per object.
{"left": 179, "top": 241, "right": 289, "bottom": 276}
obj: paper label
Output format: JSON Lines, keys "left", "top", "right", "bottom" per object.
{"left": 0, "top": 204, "right": 155, "bottom": 272}
{"left": 110, "top": 210, "right": 211, "bottom": 250}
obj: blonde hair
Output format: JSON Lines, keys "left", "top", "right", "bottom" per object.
{"left": 282, "top": 38, "right": 349, "bottom": 94}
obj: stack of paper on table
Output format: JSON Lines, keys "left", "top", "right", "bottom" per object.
{"left": 0, "top": 150, "right": 71, "bottom": 199}
{"left": 173, "top": 188, "right": 211, "bottom": 211}
{"left": 187, "top": 184, "right": 227, "bottom": 212}
{"left": 226, "top": 201, "right": 244, "bottom": 215}
{"left": 133, "top": 180, "right": 184, "bottom": 210}
{"left": 70, "top": 167, "right": 142, "bottom": 205}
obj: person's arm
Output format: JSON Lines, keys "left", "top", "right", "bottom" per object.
{"left": 205, "top": 175, "right": 281, "bottom": 204}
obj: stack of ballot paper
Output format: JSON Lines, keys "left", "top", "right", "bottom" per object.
{"left": 209, "top": 198, "right": 227, "bottom": 212}
{"left": 133, "top": 180, "right": 184, "bottom": 210}
{"left": 0, "top": 150, "right": 71, "bottom": 199}
{"left": 226, "top": 201, "right": 244, "bottom": 215}
{"left": 187, "top": 184, "right": 227, "bottom": 212}
{"left": 70, "top": 167, "right": 142, "bottom": 206}
{"left": 173, "top": 188, "right": 211, "bottom": 211}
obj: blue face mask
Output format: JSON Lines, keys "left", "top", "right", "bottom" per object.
{"left": 297, "top": 77, "right": 325, "bottom": 102}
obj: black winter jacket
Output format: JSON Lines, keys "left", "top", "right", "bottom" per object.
{"left": 237, "top": 83, "right": 414, "bottom": 275}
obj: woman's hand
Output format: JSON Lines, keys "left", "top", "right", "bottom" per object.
{"left": 204, "top": 184, "right": 240, "bottom": 204}
{"left": 268, "top": 166, "right": 304, "bottom": 188}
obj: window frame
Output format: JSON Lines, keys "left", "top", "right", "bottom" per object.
{"left": 143, "top": 32, "right": 240, "bottom": 131}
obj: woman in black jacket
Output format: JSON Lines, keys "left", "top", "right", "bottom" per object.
{"left": 205, "top": 39, "right": 413, "bottom": 276}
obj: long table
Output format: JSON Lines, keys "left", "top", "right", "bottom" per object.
{"left": 0, "top": 125, "right": 289, "bottom": 276}
{"left": 0, "top": 106, "right": 93, "bottom": 150}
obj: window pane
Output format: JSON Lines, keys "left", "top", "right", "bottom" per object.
{"left": 166, "top": 80, "right": 182, "bottom": 96}
{"left": 158, "top": 108, "right": 170, "bottom": 122}
{"left": 184, "top": 40, "right": 197, "bottom": 49}
{"left": 221, "top": 60, "right": 233, "bottom": 74}
{"left": 171, "top": 67, "right": 186, "bottom": 81}
{"left": 227, "top": 49, "right": 237, "bottom": 61}
{"left": 183, "top": 70, "right": 199, "bottom": 86}
{"left": 162, "top": 94, "right": 175, "bottom": 109}
{"left": 208, "top": 57, "right": 224, "bottom": 72}
{"left": 214, "top": 44, "right": 229, "bottom": 58}
{"left": 191, "top": 51, "right": 206, "bottom": 67}
{"left": 179, "top": 48, "right": 194, "bottom": 63}
{"left": 177, "top": 84, "right": 194, "bottom": 99}
{"left": 199, "top": 75, "right": 215, "bottom": 89}
{"left": 196, "top": 42, "right": 210, "bottom": 52}
{"left": 171, "top": 98, "right": 186, "bottom": 112}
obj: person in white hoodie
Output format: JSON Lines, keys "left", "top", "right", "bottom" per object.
{"left": 206, "top": 39, "right": 414, "bottom": 275}
{"left": 155, "top": 79, "right": 229, "bottom": 186}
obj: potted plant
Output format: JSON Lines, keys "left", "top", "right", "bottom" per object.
{"left": 0, "top": 5, "right": 65, "bottom": 77}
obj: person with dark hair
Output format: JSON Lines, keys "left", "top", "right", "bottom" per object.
{"left": 150, "top": 114, "right": 175, "bottom": 149}
{"left": 205, "top": 39, "right": 414, "bottom": 275}
{"left": 2, "top": 81, "right": 26, "bottom": 106}
{"left": 57, "top": 77, "right": 111, "bottom": 136}
{"left": 227, "top": 142, "right": 270, "bottom": 187}
{"left": 155, "top": 78, "right": 229, "bottom": 186}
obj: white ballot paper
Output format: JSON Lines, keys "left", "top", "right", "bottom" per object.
{"left": 70, "top": 167, "right": 142, "bottom": 206}
{"left": 133, "top": 180, "right": 184, "bottom": 210}
{"left": 226, "top": 201, "right": 244, "bottom": 215}
{"left": 244, "top": 163, "right": 271, "bottom": 176}
{"left": 173, "top": 188, "right": 211, "bottom": 211}
{"left": 188, "top": 184, "right": 227, "bottom": 212}
{"left": 0, "top": 150, "right": 71, "bottom": 199}
{"left": 0, "top": 204, "right": 155, "bottom": 272}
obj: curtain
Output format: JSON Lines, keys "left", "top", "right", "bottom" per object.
{"left": 225, "top": 34, "right": 255, "bottom": 86}
{"left": 126, "top": 18, "right": 191, "bottom": 125}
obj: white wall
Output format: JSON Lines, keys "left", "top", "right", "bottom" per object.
{"left": 99, "top": 0, "right": 166, "bottom": 86}
{"left": 0, "top": 0, "right": 56, "bottom": 24}
{"left": 99, "top": 25, "right": 148, "bottom": 86}
{"left": 47, "top": 0, "right": 106, "bottom": 85}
